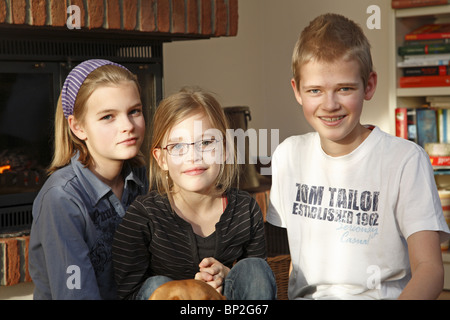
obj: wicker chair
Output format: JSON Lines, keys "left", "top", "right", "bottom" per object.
{"left": 267, "top": 254, "right": 291, "bottom": 300}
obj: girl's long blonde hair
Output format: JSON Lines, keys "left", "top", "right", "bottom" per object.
{"left": 150, "top": 87, "right": 238, "bottom": 196}
{"left": 48, "top": 65, "right": 145, "bottom": 175}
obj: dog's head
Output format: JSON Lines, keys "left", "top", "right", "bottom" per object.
{"left": 149, "top": 279, "right": 226, "bottom": 300}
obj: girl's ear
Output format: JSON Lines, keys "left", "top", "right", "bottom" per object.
{"left": 152, "top": 148, "right": 168, "bottom": 171}
{"left": 68, "top": 115, "right": 87, "bottom": 141}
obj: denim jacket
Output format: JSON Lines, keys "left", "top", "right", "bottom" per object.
{"left": 29, "top": 153, "right": 148, "bottom": 299}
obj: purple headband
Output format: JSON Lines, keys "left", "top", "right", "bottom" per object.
{"left": 61, "top": 59, "right": 128, "bottom": 119}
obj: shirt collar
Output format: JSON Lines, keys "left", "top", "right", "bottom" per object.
{"left": 70, "top": 152, "right": 145, "bottom": 206}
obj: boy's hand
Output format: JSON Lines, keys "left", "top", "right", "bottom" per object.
{"left": 194, "top": 257, "right": 230, "bottom": 294}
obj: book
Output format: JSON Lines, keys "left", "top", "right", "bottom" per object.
{"left": 403, "top": 53, "right": 450, "bottom": 61}
{"left": 426, "top": 96, "right": 450, "bottom": 108}
{"left": 403, "top": 65, "right": 449, "bottom": 76}
{"left": 426, "top": 142, "right": 450, "bottom": 166}
{"left": 398, "top": 43, "right": 450, "bottom": 56}
{"left": 430, "top": 102, "right": 450, "bottom": 108}
{"left": 396, "top": 108, "right": 408, "bottom": 139}
{"left": 405, "top": 39, "right": 450, "bottom": 46}
{"left": 427, "top": 96, "right": 450, "bottom": 103}
{"left": 397, "top": 58, "right": 450, "bottom": 67}
{"left": 430, "top": 155, "right": 450, "bottom": 166}
{"left": 437, "top": 109, "right": 450, "bottom": 141}
{"left": 405, "top": 24, "right": 450, "bottom": 41}
{"left": 392, "top": 0, "right": 450, "bottom": 8}
{"left": 395, "top": 108, "right": 417, "bottom": 142}
{"left": 416, "top": 108, "right": 438, "bottom": 147}
{"left": 399, "top": 75, "right": 450, "bottom": 87}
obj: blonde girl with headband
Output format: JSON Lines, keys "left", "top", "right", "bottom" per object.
{"left": 112, "top": 87, "right": 276, "bottom": 300}
{"left": 29, "top": 59, "right": 149, "bottom": 300}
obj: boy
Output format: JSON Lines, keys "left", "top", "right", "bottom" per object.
{"left": 267, "top": 13, "right": 450, "bottom": 299}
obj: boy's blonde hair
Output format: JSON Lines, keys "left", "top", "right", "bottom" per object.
{"left": 48, "top": 65, "right": 145, "bottom": 174}
{"left": 292, "top": 13, "right": 373, "bottom": 90}
{"left": 150, "top": 87, "right": 238, "bottom": 196}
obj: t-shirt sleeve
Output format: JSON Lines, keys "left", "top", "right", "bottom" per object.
{"left": 266, "top": 143, "right": 287, "bottom": 228}
{"left": 396, "top": 147, "right": 450, "bottom": 243}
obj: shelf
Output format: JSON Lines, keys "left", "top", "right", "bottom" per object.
{"left": 392, "top": 4, "right": 450, "bottom": 292}
{"left": 395, "top": 5, "right": 450, "bottom": 18}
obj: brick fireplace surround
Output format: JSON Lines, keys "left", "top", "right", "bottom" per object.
{"left": 0, "top": 0, "right": 238, "bottom": 287}
{"left": 0, "top": 0, "right": 238, "bottom": 37}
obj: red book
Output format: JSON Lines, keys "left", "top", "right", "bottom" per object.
{"left": 392, "top": 0, "right": 450, "bottom": 8}
{"left": 405, "top": 24, "right": 450, "bottom": 41}
{"left": 430, "top": 155, "right": 450, "bottom": 166}
{"left": 395, "top": 108, "right": 417, "bottom": 142}
{"left": 399, "top": 75, "right": 450, "bottom": 87}
{"left": 396, "top": 108, "right": 408, "bottom": 138}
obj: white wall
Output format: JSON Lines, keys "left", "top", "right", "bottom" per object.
{"left": 163, "top": 0, "right": 391, "bottom": 145}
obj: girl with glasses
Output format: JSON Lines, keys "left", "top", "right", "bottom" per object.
{"left": 112, "top": 87, "right": 276, "bottom": 300}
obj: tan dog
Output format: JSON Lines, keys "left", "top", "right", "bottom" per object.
{"left": 149, "top": 279, "right": 226, "bottom": 300}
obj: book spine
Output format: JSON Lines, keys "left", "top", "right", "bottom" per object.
{"left": 406, "top": 33, "right": 450, "bottom": 41}
{"left": 444, "top": 109, "right": 447, "bottom": 142}
{"left": 395, "top": 108, "right": 418, "bottom": 142}
{"left": 416, "top": 108, "right": 438, "bottom": 148}
{"left": 408, "top": 109, "right": 418, "bottom": 143}
{"left": 430, "top": 155, "right": 450, "bottom": 166}
{"left": 399, "top": 75, "right": 450, "bottom": 87}
{"left": 405, "top": 39, "right": 450, "bottom": 46}
{"left": 403, "top": 65, "right": 449, "bottom": 76}
{"left": 403, "top": 53, "right": 450, "bottom": 61}
{"left": 392, "top": 0, "right": 449, "bottom": 8}
{"left": 397, "top": 59, "right": 450, "bottom": 67}
{"left": 430, "top": 102, "right": 450, "bottom": 108}
{"left": 446, "top": 110, "right": 450, "bottom": 143}
{"left": 396, "top": 108, "right": 408, "bottom": 139}
{"left": 398, "top": 44, "right": 450, "bottom": 55}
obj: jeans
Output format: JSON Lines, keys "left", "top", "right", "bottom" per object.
{"left": 136, "top": 257, "right": 277, "bottom": 300}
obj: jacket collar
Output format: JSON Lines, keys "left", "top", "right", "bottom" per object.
{"left": 70, "top": 152, "right": 145, "bottom": 206}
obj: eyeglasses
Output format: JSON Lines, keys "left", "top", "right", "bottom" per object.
{"left": 163, "top": 139, "right": 222, "bottom": 156}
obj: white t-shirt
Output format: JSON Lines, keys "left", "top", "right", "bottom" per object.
{"left": 267, "top": 126, "right": 450, "bottom": 299}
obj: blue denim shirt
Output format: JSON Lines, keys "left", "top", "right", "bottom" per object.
{"left": 29, "top": 153, "right": 148, "bottom": 300}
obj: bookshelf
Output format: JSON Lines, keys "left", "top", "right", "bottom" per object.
{"left": 389, "top": 5, "right": 450, "bottom": 113}
{"left": 389, "top": 4, "right": 450, "bottom": 290}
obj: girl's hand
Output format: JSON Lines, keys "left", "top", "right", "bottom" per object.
{"left": 194, "top": 257, "right": 230, "bottom": 294}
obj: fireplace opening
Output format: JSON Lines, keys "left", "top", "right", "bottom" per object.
{"left": 0, "top": 74, "right": 53, "bottom": 193}
{"left": 0, "top": 34, "right": 163, "bottom": 235}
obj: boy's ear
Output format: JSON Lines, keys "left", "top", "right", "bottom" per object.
{"left": 291, "top": 78, "right": 303, "bottom": 106}
{"left": 364, "top": 71, "right": 378, "bottom": 101}
{"left": 152, "top": 148, "right": 168, "bottom": 171}
{"left": 68, "top": 115, "right": 87, "bottom": 141}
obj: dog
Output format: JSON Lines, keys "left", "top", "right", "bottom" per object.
{"left": 149, "top": 279, "right": 226, "bottom": 300}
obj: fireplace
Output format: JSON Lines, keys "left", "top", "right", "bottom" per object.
{"left": 0, "top": 31, "right": 164, "bottom": 234}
